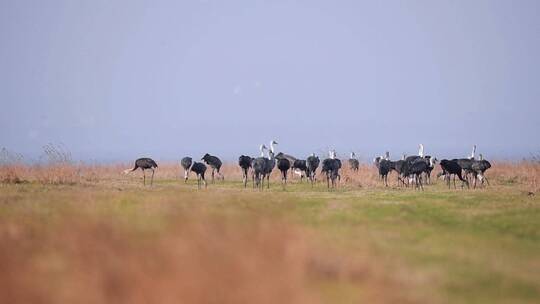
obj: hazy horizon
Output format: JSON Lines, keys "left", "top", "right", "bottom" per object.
{"left": 2, "top": 0, "right": 539, "bottom": 162}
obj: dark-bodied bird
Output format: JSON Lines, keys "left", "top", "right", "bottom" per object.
{"left": 251, "top": 144, "right": 268, "bottom": 190}
{"left": 439, "top": 159, "right": 469, "bottom": 189}
{"left": 402, "top": 158, "right": 429, "bottom": 190}
{"left": 374, "top": 156, "right": 393, "bottom": 187}
{"left": 390, "top": 155, "right": 407, "bottom": 187}
{"left": 201, "top": 153, "right": 224, "bottom": 183}
{"left": 275, "top": 150, "right": 297, "bottom": 179}
{"left": 190, "top": 162, "right": 207, "bottom": 189}
{"left": 333, "top": 150, "right": 343, "bottom": 181}
{"left": 454, "top": 145, "right": 477, "bottom": 182}
{"left": 306, "top": 153, "right": 320, "bottom": 187}
{"left": 238, "top": 155, "right": 253, "bottom": 188}
{"left": 277, "top": 158, "right": 291, "bottom": 188}
{"left": 471, "top": 154, "right": 491, "bottom": 188}
{"left": 123, "top": 158, "right": 158, "bottom": 186}
{"left": 321, "top": 150, "right": 340, "bottom": 189}
{"left": 423, "top": 155, "right": 438, "bottom": 184}
{"left": 262, "top": 140, "right": 278, "bottom": 189}
{"left": 349, "top": 152, "right": 359, "bottom": 171}
{"left": 181, "top": 157, "right": 192, "bottom": 183}
{"left": 402, "top": 145, "right": 436, "bottom": 186}
{"left": 292, "top": 159, "right": 308, "bottom": 181}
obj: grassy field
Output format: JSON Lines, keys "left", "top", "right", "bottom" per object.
{"left": 1, "top": 162, "right": 540, "bottom": 304}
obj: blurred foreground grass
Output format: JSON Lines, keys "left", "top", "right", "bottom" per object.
{"left": 0, "top": 178, "right": 539, "bottom": 304}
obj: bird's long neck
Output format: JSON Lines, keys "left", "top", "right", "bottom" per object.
{"left": 260, "top": 145, "right": 266, "bottom": 157}
{"left": 470, "top": 145, "right": 476, "bottom": 159}
{"left": 269, "top": 141, "right": 276, "bottom": 154}
{"left": 385, "top": 151, "right": 390, "bottom": 160}
{"left": 419, "top": 144, "right": 424, "bottom": 157}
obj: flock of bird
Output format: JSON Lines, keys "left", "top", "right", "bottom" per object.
{"left": 373, "top": 144, "right": 492, "bottom": 190}
{"left": 123, "top": 141, "right": 492, "bottom": 191}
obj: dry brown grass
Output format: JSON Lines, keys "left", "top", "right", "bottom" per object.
{"left": 0, "top": 207, "right": 420, "bottom": 304}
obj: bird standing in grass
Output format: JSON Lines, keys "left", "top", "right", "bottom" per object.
{"left": 238, "top": 155, "right": 253, "bottom": 188}
{"left": 471, "top": 154, "right": 491, "bottom": 188}
{"left": 201, "top": 153, "right": 224, "bottom": 183}
{"left": 306, "top": 153, "right": 320, "bottom": 187}
{"left": 439, "top": 159, "right": 469, "bottom": 189}
{"left": 181, "top": 157, "right": 192, "bottom": 183}
{"left": 277, "top": 158, "right": 291, "bottom": 189}
{"left": 321, "top": 150, "right": 340, "bottom": 189}
{"left": 349, "top": 152, "right": 359, "bottom": 171}
{"left": 262, "top": 140, "right": 278, "bottom": 189}
{"left": 190, "top": 162, "right": 207, "bottom": 189}
{"left": 123, "top": 158, "right": 158, "bottom": 186}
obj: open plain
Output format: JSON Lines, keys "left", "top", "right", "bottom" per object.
{"left": 1, "top": 162, "right": 539, "bottom": 304}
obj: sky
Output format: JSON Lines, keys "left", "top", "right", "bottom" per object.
{"left": 1, "top": 0, "right": 539, "bottom": 162}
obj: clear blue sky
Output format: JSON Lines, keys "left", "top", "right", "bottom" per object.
{"left": 1, "top": 0, "right": 539, "bottom": 162}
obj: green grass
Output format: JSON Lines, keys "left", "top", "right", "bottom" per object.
{"left": 1, "top": 179, "right": 539, "bottom": 303}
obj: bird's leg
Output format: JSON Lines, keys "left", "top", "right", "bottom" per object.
{"left": 211, "top": 169, "right": 215, "bottom": 184}
{"left": 327, "top": 174, "right": 329, "bottom": 189}
{"left": 479, "top": 173, "right": 485, "bottom": 188}
{"left": 142, "top": 169, "right": 146, "bottom": 186}
{"left": 151, "top": 169, "right": 155, "bottom": 186}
